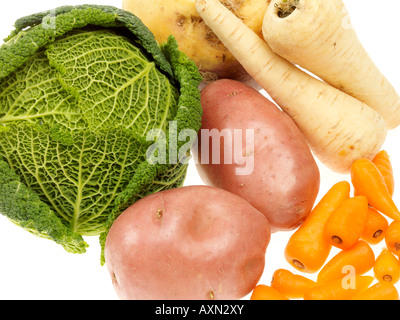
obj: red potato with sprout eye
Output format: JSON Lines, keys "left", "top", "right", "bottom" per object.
{"left": 105, "top": 185, "right": 271, "bottom": 300}
{"left": 193, "top": 79, "right": 320, "bottom": 232}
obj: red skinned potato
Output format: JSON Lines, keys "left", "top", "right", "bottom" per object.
{"left": 105, "top": 185, "right": 271, "bottom": 300}
{"left": 194, "top": 79, "right": 320, "bottom": 232}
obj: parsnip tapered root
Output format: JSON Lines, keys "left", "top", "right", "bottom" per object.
{"left": 263, "top": 0, "right": 400, "bottom": 129}
{"left": 195, "top": 0, "right": 387, "bottom": 173}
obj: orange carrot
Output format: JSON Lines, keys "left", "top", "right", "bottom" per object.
{"left": 317, "top": 240, "right": 375, "bottom": 284}
{"left": 351, "top": 158, "right": 400, "bottom": 221}
{"left": 351, "top": 282, "right": 399, "bottom": 300}
{"left": 323, "top": 196, "right": 368, "bottom": 250}
{"left": 373, "top": 248, "right": 400, "bottom": 284}
{"left": 303, "top": 275, "right": 373, "bottom": 300}
{"left": 361, "top": 207, "right": 388, "bottom": 245}
{"left": 372, "top": 150, "right": 394, "bottom": 196}
{"left": 250, "top": 284, "right": 289, "bottom": 300}
{"left": 285, "top": 181, "right": 350, "bottom": 273}
{"left": 270, "top": 269, "right": 317, "bottom": 299}
{"left": 385, "top": 220, "right": 400, "bottom": 257}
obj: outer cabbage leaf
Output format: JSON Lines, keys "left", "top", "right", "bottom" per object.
{"left": 0, "top": 124, "right": 148, "bottom": 236}
{"left": 45, "top": 29, "right": 179, "bottom": 137}
{"left": 0, "top": 157, "right": 88, "bottom": 253}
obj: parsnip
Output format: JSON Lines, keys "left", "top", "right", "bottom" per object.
{"left": 195, "top": 0, "right": 387, "bottom": 173}
{"left": 262, "top": 0, "right": 400, "bottom": 129}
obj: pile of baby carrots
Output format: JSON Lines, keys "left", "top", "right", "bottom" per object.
{"left": 251, "top": 150, "right": 400, "bottom": 300}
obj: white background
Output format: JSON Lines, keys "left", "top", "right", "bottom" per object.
{"left": 0, "top": 0, "right": 399, "bottom": 300}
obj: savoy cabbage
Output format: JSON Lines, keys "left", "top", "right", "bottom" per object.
{"left": 0, "top": 5, "right": 202, "bottom": 261}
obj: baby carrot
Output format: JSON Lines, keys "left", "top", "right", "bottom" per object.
{"left": 361, "top": 207, "right": 388, "bottom": 245}
{"left": 323, "top": 196, "right": 368, "bottom": 250}
{"left": 270, "top": 269, "right": 317, "bottom": 299}
{"left": 317, "top": 240, "right": 375, "bottom": 285}
{"left": 351, "top": 282, "right": 399, "bottom": 300}
{"left": 373, "top": 248, "right": 400, "bottom": 284}
{"left": 250, "top": 285, "right": 289, "bottom": 300}
{"left": 303, "top": 275, "right": 373, "bottom": 300}
{"left": 372, "top": 150, "right": 394, "bottom": 196}
{"left": 385, "top": 220, "right": 400, "bottom": 257}
{"left": 285, "top": 181, "right": 350, "bottom": 273}
{"left": 351, "top": 158, "right": 400, "bottom": 221}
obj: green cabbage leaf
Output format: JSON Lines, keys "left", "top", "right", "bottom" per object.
{"left": 0, "top": 5, "right": 202, "bottom": 259}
